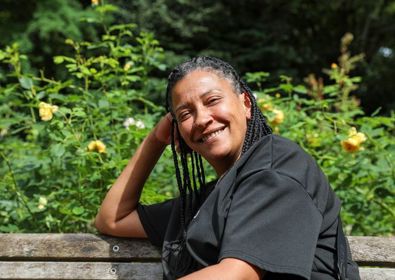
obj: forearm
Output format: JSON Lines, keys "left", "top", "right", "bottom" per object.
{"left": 95, "top": 131, "right": 166, "bottom": 228}
{"left": 178, "top": 259, "right": 263, "bottom": 280}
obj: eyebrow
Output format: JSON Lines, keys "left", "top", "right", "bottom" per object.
{"left": 174, "top": 89, "right": 220, "bottom": 113}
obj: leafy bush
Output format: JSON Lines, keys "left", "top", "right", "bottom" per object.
{"left": 0, "top": 5, "right": 175, "bottom": 233}
{"left": 246, "top": 34, "right": 394, "bottom": 235}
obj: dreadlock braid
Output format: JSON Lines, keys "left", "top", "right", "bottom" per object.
{"left": 170, "top": 119, "right": 187, "bottom": 231}
{"left": 240, "top": 80, "right": 272, "bottom": 153}
{"left": 165, "top": 56, "right": 272, "bottom": 230}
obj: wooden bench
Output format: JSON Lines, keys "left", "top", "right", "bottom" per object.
{"left": 0, "top": 234, "right": 393, "bottom": 279}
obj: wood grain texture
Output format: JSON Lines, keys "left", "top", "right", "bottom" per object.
{"left": 348, "top": 236, "right": 395, "bottom": 267}
{"left": 0, "top": 234, "right": 160, "bottom": 261}
{"left": 0, "top": 234, "right": 394, "bottom": 280}
{"left": 0, "top": 261, "right": 162, "bottom": 280}
{"left": 1, "top": 234, "right": 394, "bottom": 266}
{"left": 359, "top": 268, "right": 395, "bottom": 280}
{"left": 0, "top": 262, "right": 393, "bottom": 280}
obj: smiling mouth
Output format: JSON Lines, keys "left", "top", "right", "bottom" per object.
{"left": 199, "top": 127, "right": 226, "bottom": 143}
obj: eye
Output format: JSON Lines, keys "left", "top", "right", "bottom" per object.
{"left": 177, "top": 111, "right": 191, "bottom": 122}
{"left": 206, "top": 96, "right": 221, "bottom": 105}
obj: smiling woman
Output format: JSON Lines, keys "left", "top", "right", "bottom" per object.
{"left": 171, "top": 70, "right": 251, "bottom": 174}
{"left": 95, "top": 57, "right": 360, "bottom": 280}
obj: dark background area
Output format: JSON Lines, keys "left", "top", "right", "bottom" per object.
{"left": 1, "top": 0, "right": 394, "bottom": 115}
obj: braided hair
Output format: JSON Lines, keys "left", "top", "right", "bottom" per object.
{"left": 165, "top": 56, "right": 272, "bottom": 232}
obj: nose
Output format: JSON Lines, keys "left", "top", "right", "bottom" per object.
{"left": 193, "top": 105, "right": 212, "bottom": 130}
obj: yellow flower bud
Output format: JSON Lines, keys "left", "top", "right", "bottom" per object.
{"left": 39, "top": 102, "right": 58, "bottom": 121}
{"left": 261, "top": 103, "right": 273, "bottom": 111}
{"left": 95, "top": 141, "right": 106, "bottom": 153}
{"left": 88, "top": 140, "right": 106, "bottom": 153}
{"left": 271, "top": 109, "right": 284, "bottom": 125}
{"left": 38, "top": 196, "right": 47, "bottom": 210}
{"left": 306, "top": 133, "right": 320, "bottom": 147}
{"left": 331, "top": 63, "right": 338, "bottom": 69}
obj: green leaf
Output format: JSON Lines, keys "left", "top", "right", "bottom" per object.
{"left": 72, "top": 207, "right": 84, "bottom": 215}
{"left": 53, "top": 56, "right": 64, "bottom": 64}
{"left": 72, "top": 108, "right": 86, "bottom": 117}
{"left": 293, "top": 85, "right": 307, "bottom": 94}
{"left": 51, "top": 143, "right": 66, "bottom": 158}
{"left": 98, "top": 99, "right": 109, "bottom": 108}
{"left": 59, "top": 107, "right": 72, "bottom": 115}
{"left": 65, "top": 39, "right": 74, "bottom": 45}
{"left": 19, "top": 77, "right": 33, "bottom": 90}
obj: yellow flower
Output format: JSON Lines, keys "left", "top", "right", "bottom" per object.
{"left": 348, "top": 127, "right": 367, "bottom": 143}
{"left": 275, "top": 93, "right": 281, "bottom": 98}
{"left": 38, "top": 196, "right": 47, "bottom": 210}
{"left": 306, "top": 133, "right": 320, "bottom": 147}
{"left": 39, "top": 102, "right": 58, "bottom": 121}
{"left": 271, "top": 109, "right": 284, "bottom": 125}
{"left": 91, "top": 0, "right": 99, "bottom": 5}
{"left": 88, "top": 140, "right": 106, "bottom": 153}
{"left": 341, "top": 137, "right": 361, "bottom": 153}
{"left": 341, "top": 127, "right": 367, "bottom": 153}
{"left": 261, "top": 103, "right": 273, "bottom": 111}
{"left": 123, "top": 62, "right": 132, "bottom": 71}
{"left": 331, "top": 63, "right": 338, "bottom": 69}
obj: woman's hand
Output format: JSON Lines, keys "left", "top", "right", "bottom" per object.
{"left": 152, "top": 113, "right": 181, "bottom": 152}
{"left": 152, "top": 113, "right": 173, "bottom": 145}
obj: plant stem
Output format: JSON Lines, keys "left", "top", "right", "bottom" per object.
{"left": 0, "top": 152, "right": 36, "bottom": 220}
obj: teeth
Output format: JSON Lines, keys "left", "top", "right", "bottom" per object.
{"left": 201, "top": 128, "right": 224, "bottom": 142}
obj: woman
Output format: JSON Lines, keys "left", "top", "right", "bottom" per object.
{"left": 95, "top": 57, "right": 360, "bottom": 279}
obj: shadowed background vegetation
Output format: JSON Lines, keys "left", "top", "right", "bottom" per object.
{"left": 1, "top": 0, "right": 395, "bottom": 114}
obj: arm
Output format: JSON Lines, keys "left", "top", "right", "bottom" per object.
{"left": 94, "top": 114, "right": 172, "bottom": 237}
{"left": 178, "top": 258, "right": 264, "bottom": 280}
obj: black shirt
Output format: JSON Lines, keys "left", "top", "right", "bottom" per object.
{"left": 137, "top": 135, "right": 343, "bottom": 279}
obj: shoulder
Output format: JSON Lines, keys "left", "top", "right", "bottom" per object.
{"left": 234, "top": 134, "right": 335, "bottom": 214}
{"left": 237, "top": 134, "right": 315, "bottom": 172}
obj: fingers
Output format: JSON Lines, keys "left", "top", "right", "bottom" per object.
{"left": 160, "top": 113, "right": 184, "bottom": 153}
{"left": 165, "top": 112, "right": 173, "bottom": 123}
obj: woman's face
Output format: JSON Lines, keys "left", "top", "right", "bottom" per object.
{"left": 171, "top": 70, "right": 251, "bottom": 175}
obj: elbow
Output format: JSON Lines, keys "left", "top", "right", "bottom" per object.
{"left": 94, "top": 214, "right": 116, "bottom": 235}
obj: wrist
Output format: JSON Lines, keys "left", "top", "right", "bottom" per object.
{"left": 147, "top": 130, "right": 168, "bottom": 148}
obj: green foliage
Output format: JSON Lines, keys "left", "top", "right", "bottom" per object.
{"left": 247, "top": 35, "right": 394, "bottom": 235}
{"left": 114, "top": 0, "right": 395, "bottom": 114}
{"left": 2, "top": 0, "right": 395, "bottom": 114}
{"left": 0, "top": 8, "right": 173, "bottom": 233}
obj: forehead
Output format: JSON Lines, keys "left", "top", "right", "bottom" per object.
{"left": 171, "top": 70, "right": 236, "bottom": 106}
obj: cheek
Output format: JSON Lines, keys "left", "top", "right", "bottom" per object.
{"left": 177, "top": 121, "right": 193, "bottom": 141}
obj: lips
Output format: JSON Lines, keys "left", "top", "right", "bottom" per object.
{"left": 199, "top": 127, "right": 226, "bottom": 143}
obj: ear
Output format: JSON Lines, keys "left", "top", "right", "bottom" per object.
{"left": 241, "top": 92, "right": 252, "bottom": 120}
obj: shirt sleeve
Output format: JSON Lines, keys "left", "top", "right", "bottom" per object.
{"left": 218, "top": 170, "right": 323, "bottom": 279}
{"left": 137, "top": 198, "right": 175, "bottom": 247}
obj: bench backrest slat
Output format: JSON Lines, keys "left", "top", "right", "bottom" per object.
{"left": 0, "top": 234, "right": 394, "bottom": 267}
{"left": 0, "top": 234, "right": 160, "bottom": 261}
{"left": 348, "top": 236, "right": 395, "bottom": 267}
